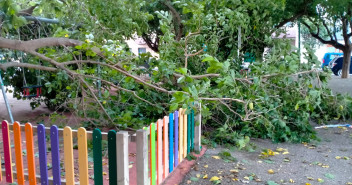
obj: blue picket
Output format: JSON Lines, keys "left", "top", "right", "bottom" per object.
{"left": 169, "top": 113, "right": 174, "bottom": 172}
{"left": 174, "top": 110, "right": 179, "bottom": 167}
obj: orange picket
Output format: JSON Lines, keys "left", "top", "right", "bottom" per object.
{"left": 13, "top": 122, "right": 25, "bottom": 185}
{"left": 25, "top": 123, "right": 37, "bottom": 185}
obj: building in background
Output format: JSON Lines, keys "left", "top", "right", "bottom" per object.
{"left": 125, "top": 37, "right": 159, "bottom": 57}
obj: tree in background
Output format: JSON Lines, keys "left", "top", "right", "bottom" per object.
{"left": 302, "top": 0, "right": 352, "bottom": 78}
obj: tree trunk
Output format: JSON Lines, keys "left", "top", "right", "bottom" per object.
{"left": 341, "top": 48, "right": 352, "bottom": 78}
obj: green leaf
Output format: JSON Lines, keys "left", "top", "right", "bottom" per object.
{"left": 264, "top": 159, "right": 275, "bottom": 164}
{"left": 170, "top": 103, "right": 179, "bottom": 111}
{"left": 324, "top": 173, "right": 335, "bottom": 179}
{"left": 177, "top": 76, "right": 185, "bottom": 83}
{"left": 175, "top": 68, "right": 187, "bottom": 75}
{"left": 266, "top": 181, "right": 279, "bottom": 185}
{"left": 190, "top": 177, "right": 199, "bottom": 181}
{"left": 295, "top": 103, "right": 299, "bottom": 110}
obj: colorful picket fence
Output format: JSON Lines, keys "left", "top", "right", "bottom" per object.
{"left": 0, "top": 107, "right": 201, "bottom": 185}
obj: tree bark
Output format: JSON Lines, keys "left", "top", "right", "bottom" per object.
{"left": 341, "top": 48, "right": 352, "bottom": 78}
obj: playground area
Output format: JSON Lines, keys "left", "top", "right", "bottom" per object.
{"left": 0, "top": 90, "right": 203, "bottom": 185}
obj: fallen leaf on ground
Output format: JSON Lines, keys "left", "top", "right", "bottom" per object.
{"left": 204, "top": 165, "right": 208, "bottom": 168}
{"left": 336, "top": 156, "right": 341, "bottom": 159}
{"left": 203, "top": 174, "right": 208, "bottom": 179}
{"left": 210, "top": 176, "right": 220, "bottom": 181}
{"left": 212, "top": 156, "right": 221, "bottom": 159}
{"left": 267, "top": 180, "right": 279, "bottom": 185}
{"left": 276, "top": 148, "right": 284, "bottom": 152}
{"left": 346, "top": 182, "right": 352, "bottom": 185}
{"left": 282, "top": 151, "right": 289, "bottom": 155}
{"left": 230, "top": 169, "right": 239, "bottom": 173}
{"left": 196, "top": 174, "right": 201, "bottom": 178}
{"left": 322, "top": 165, "right": 329, "bottom": 168}
{"left": 244, "top": 176, "right": 250, "bottom": 180}
{"left": 190, "top": 177, "right": 199, "bottom": 181}
{"left": 317, "top": 178, "right": 324, "bottom": 183}
{"left": 305, "top": 183, "right": 311, "bottom": 185}
{"left": 307, "top": 177, "right": 314, "bottom": 180}
{"left": 325, "top": 173, "right": 335, "bottom": 179}
{"left": 289, "top": 179, "right": 294, "bottom": 183}
{"left": 268, "top": 169, "right": 275, "bottom": 174}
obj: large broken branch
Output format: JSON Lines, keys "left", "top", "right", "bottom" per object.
{"left": 0, "top": 62, "right": 57, "bottom": 71}
{"left": 0, "top": 37, "right": 82, "bottom": 51}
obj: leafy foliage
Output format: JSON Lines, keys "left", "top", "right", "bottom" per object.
{"left": 1, "top": 0, "right": 352, "bottom": 146}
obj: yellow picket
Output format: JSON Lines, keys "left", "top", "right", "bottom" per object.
{"left": 183, "top": 110, "right": 187, "bottom": 158}
{"left": 178, "top": 108, "right": 183, "bottom": 162}
{"left": 63, "top": 126, "right": 75, "bottom": 185}
{"left": 77, "top": 127, "right": 89, "bottom": 185}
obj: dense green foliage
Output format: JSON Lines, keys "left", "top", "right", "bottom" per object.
{"left": 1, "top": 0, "right": 352, "bottom": 147}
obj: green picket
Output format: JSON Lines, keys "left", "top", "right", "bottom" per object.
{"left": 191, "top": 109, "right": 195, "bottom": 151}
{"left": 108, "top": 130, "right": 117, "bottom": 185}
{"left": 93, "top": 128, "right": 103, "bottom": 185}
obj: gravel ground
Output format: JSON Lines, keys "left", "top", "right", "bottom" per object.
{"left": 181, "top": 76, "right": 352, "bottom": 185}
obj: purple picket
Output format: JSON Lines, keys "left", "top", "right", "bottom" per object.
{"left": 50, "top": 126, "right": 62, "bottom": 185}
{"left": 37, "top": 124, "right": 49, "bottom": 185}
{"left": 174, "top": 110, "right": 179, "bottom": 167}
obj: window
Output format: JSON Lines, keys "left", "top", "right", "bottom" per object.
{"left": 138, "top": 48, "right": 146, "bottom": 54}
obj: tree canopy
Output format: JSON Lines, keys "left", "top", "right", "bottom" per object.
{"left": 1, "top": 0, "right": 351, "bottom": 146}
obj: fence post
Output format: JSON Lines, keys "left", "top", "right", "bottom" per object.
{"left": 116, "top": 131, "right": 129, "bottom": 185}
{"left": 194, "top": 102, "right": 202, "bottom": 152}
{"left": 136, "top": 129, "right": 149, "bottom": 185}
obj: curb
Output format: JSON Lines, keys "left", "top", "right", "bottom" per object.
{"left": 162, "top": 146, "right": 207, "bottom": 185}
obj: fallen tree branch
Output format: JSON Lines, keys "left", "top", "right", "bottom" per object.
{"left": 200, "top": 97, "right": 245, "bottom": 104}
{"left": 78, "top": 76, "right": 114, "bottom": 123}
{"left": 0, "top": 62, "right": 57, "bottom": 71}
{"left": 249, "top": 69, "right": 320, "bottom": 80}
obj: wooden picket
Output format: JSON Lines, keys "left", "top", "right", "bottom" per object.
{"left": 2, "top": 120, "right": 13, "bottom": 183}
{"left": 93, "top": 128, "right": 103, "bottom": 185}
{"left": 108, "top": 130, "right": 117, "bottom": 185}
{"left": 37, "top": 124, "right": 49, "bottom": 185}
{"left": 183, "top": 110, "right": 187, "bottom": 158}
{"left": 168, "top": 113, "right": 174, "bottom": 172}
{"left": 174, "top": 110, "right": 179, "bottom": 167}
{"left": 0, "top": 106, "right": 201, "bottom": 185}
{"left": 63, "top": 126, "right": 75, "bottom": 185}
{"left": 77, "top": 127, "right": 89, "bottom": 185}
{"left": 163, "top": 116, "right": 169, "bottom": 178}
{"left": 25, "top": 123, "right": 37, "bottom": 185}
{"left": 51, "top": 126, "right": 62, "bottom": 185}
{"left": 179, "top": 108, "right": 183, "bottom": 162}
{"left": 13, "top": 122, "right": 25, "bottom": 185}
